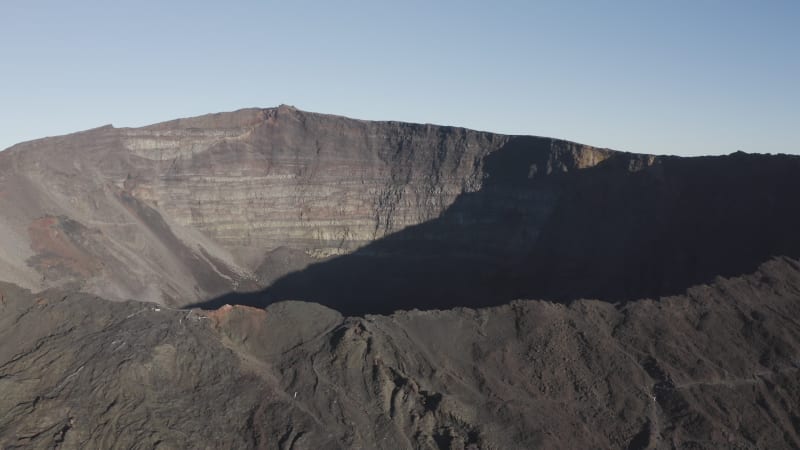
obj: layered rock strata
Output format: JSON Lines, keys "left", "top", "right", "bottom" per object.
{"left": 0, "top": 106, "right": 628, "bottom": 306}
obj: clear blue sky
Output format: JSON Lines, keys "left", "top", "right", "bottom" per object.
{"left": 1, "top": 1, "right": 797, "bottom": 155}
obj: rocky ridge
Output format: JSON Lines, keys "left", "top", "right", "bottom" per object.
{"left": 1, "top": 257, "right": 799, "bottom": 448}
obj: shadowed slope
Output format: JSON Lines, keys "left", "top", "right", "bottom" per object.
{"left": 194, "top": 144, "right": 800, "bottom": 315}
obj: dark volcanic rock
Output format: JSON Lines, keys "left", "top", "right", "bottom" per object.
{"left": 2, "top": 107, "right": 800, "bottom": 449}
{"left": 2, "top": 106, "right": 799, "bottom": 315}
{"left": 1, "top": 258, "right": 800, "bottom": 448}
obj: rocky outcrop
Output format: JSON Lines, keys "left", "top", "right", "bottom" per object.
{"left": 1, "top": 257, "right": 800, "bottom": 448}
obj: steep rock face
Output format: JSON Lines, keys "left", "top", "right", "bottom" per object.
{"left": 1, "top": 106, "right": 798, "bottom": 314}
{"left": 1, "top": 258, "right": 799, "bottom": 449}
{"left": 200, "top": 147, "right": 800, "bottom": 315}
{"left": 109, "top": 106, "right": 622, "bottom": 258}
{"left": 0, "top": 106, "right": 621, "bottom": 306}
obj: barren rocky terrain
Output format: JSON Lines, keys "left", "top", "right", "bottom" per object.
{"left": 2, "top": 257, "right": 800, "bottom": 449}
{"left": 0, "top": 107, "right": 799, "bottom": 449}
{"left": 0, "top": 105, "right": 649, "bottom": 307}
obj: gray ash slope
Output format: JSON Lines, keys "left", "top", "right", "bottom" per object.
{"left": 2, "top": 257, "right": 800, "bottom": 449}
{"left": 1, "top": 107, "right": 800, "bottom": 448}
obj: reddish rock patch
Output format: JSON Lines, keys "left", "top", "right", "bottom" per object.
{"left": 204, "top": 304, "right": 234, "bottom": 325}
{"left": 203, "top": 303, "right": 267, "bottom": 332}
{"left": 27, "top": 216, "right": 100, "bottom": 280}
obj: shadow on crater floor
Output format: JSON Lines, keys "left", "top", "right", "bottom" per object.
{"left": 190, "top": 138, "right": 800, "bottom": 315}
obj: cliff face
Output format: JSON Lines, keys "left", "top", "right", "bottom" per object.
{"left": 1, "top": 106, "right": 798, "bottom": 313}
{"left": 196, "top": 144, "right": 800, "bottom": 315}
{"left": 0, "top": 106, "right": 623, "bottom": 306}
